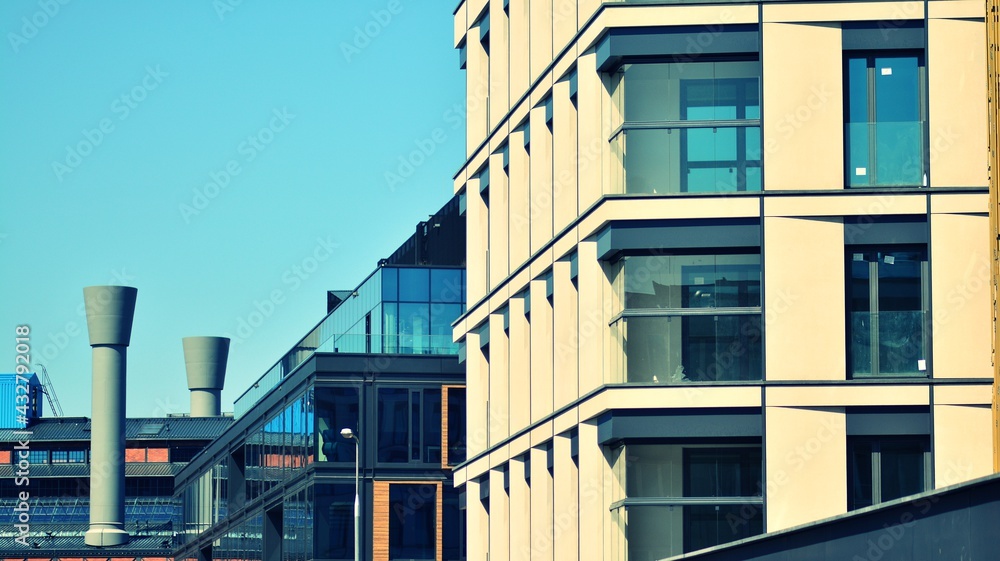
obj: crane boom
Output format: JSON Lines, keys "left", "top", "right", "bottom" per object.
{"left": 34, "top": 363, "right": 64, "bottom": 417}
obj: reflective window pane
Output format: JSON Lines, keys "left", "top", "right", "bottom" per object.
{"left": 315, "top": 386, "right": 359, "bottom": 463}
{"left": 378, "top": 388, "right": 410, "bottom": 463}
{"left": 848, "top": 248, "right": 926, "bottom": 377}
{"left": 423, "top": 388, "right": 442, "bottom": 464}
{"left": 447, "top": 387, "right": 467, "bottom": 465}
{"left": 314, "top": 483, "right": 354, "bottom": 559}
{"left": 400, "top": 303, "right": 431, "bottom": 353}
{"left": 624, "top": 315, "right": 762, "bottom": 383}
{"left": 624, "top": 254, "right": 761, "bottom": 309}
{"left": 431, "top": 268, "right": 464, "bottom": 303}
{"left": 399, "top": 268, "right": 430, "bottom": 302}
{"left": 845, "top": 53, "right": 923, "bottom": 187}
{"left": 389, "top": 484, "right": 437, "bottom": 560}
{"left": 879, "top": 441, "right": 926, "bottom": 502}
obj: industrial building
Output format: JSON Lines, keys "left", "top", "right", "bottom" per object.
{"left": 0, "top": 415, "right": 232, "bottom": 560}
{"left": 449, "top": 0, "right": 993, "bottom": 559}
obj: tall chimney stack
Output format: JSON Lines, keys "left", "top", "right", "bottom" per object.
{"left": 183, "top": 337, "right": 229, "bottom": 417}
{"left": 83, "top": 285, "right": 137, "bottom": 548}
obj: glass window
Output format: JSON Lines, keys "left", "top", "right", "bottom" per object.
{"left": 848, "top": 247, "right": 927, "bottom": 377}
{"left": 379, "top": 388, "right": 411, "bottom": 463}
{"left": 430, "top": 269, "right": 464, "bottom": 303}
{"left": 848, "top": 437, "right": 929, "bottom": 510}
{"left": 624, "top": 254, "right": 761, "bottom": 309}
{"left": 430, "top": 303, "right": 463, "bottom": 353}
{"left": 845, "top": 52, "right": 924, "bottom": 187}
{"left": 442, "top": 483, "right": 466, "bottom": 561}
{"left": 389, "top": 484, "right": 437, "bottom": 560}
{"left": 382, "top": 268, "right": 398, "bottom": 301}
{"left": 399, "top": 268, "right": 431, "bottom": 302}
{"left": 26, "top": 450, "right": 48, "bottom": 464}
{"left": 617, "top": 253, "right": 762, "bottom": 383}
{"left": 68, "top": 449, "right": 86, "bottom": 463}
{"left": 378, "top": 387, "right": 443, "bottom": 464}
{"left": 447, "top": 387, "right": 467, "bottom": 465}
{"left": 616, "top": 60, "right": 762, "bottom": 194}
{"left": 314, "top": 483, "right": 354, "bottom": 559}
{"left": 400, "top": 304, "right": 431, "bottom": 353}
{"left": 315, "top": 386, "right": 360, "bottom": 462}
{"left": 618, "top": 444, "right": 763, "bottom": 558}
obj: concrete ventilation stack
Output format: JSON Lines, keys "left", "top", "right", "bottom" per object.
{"left": 83, "top": 285, "right": 137, "bottom": 547}
{"left": 182, "top": 337, "right": 229, "bottom": 417}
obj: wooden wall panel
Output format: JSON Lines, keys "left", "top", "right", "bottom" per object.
{"left": 442, "top": 386, "right": 451, "bottom": 468}
{"left": 373, "top": 481, "right": 390, "bottom": 561}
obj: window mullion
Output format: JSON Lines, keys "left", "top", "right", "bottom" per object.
{"left": 869, "top": 259, "right": 880, "bottom": 376}
{"left": 921, "top": 260, "right": 930, "bottom": 376}
{"left": 867, "top": 58, "right": 877, "bottom": 186}
{"left": 872, "top": 443, "right": 882, "bottom": 504}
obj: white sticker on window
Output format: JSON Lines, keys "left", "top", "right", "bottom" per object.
{"left": 881, "top": 67, "right": 892, "bottom": 76}
{"left": 855, "top": 167, "right": 867, "bottom": 176}
{"left": 884, "top": 255, "right": 895, "bottom": 265}
{"left": 853, "top": 253, "right": 864, "bottom": 261}
{"left": 918, "top": 359, "right": 927, "bottom": 371}
{"left": 694, "top": 277, "right": 705, "bottom": 285}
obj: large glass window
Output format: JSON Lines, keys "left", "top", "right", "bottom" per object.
{"left": 616, "top": 254, "right": 762, "bottom": 383}
{"left": 315, "top": 386, "right": 360, "bottom": 462}
{"left": 614, "top": 60, "right": 761, "bottom": 194}
{"left": 389, "top": 484, "right": 437, "bottom": 560}
{"left": 615, "top": 444, "right": 763, "bottom": 558}
{"left": 442, "top": 483, "right": 466, "bottom": 561}
{"left": 848, "top": 437, "right": 930, "bottom": 510}
{"left": 848, "top": 247, "right": 928, "bottom": 377}
{"left": 447, "top": 387, "right": 467, "bottom": 465}
{"left": 314, "top": 483, "right": 354, "bottom": 560}
{"left": 845, "top": 52, "right": 924, "bottom": 187}
{"left": 377, "top": 387, "right": 442, "bottom": 464}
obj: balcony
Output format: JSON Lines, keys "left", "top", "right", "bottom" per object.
{"left": 615, "top": 313, "right": 762, "bottom": 384}
{"left": 612, "top": 124, "right": 762, "bottom": 194}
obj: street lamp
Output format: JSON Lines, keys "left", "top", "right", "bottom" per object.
{"left": 340, "top": 427, "right": 360, "bottom": 561}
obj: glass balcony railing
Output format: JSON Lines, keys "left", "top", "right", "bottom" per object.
{"left": 617, "top": 314, "right": 762, "bottom": 384}
{"left": 850, "top": 310, "right": 926, "bottom": 377}
{"left": 620, "top": 503, "right": 763, "bottom": 558}
{"left": 846, "top": 121, "right": 924, "bottom": 187}
{"left": 612, "top": 125, "right": 762, "bottom": 194}
{"left": 234, "top": 333, "right": 459, "bottom": 418}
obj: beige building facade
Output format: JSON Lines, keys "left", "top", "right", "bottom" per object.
{"left": 451, "top": 1, "right": 993, "bottom": 559}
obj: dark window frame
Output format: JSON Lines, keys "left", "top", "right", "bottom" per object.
{"left": 843, "top": 49, "right": 926, "bottom": 188}
{"left": 846, "top": 244, "right": 929, "bottom": 378}
{"left": 847, "top": 435, "right": 931, "bottom": 510}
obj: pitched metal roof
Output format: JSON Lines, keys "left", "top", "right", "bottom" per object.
{"left": 0, "top": 523, "right": 177, "bottom": 556}
{"left": 0, "top": 416, "right": 233, "bottom": 443}
{"left": 0, "top": 463, "right": 184, "bottom": 480}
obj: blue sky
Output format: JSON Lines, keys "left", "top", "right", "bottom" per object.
{"left": 0, "top": 1, "right": 466, "bottom": 417}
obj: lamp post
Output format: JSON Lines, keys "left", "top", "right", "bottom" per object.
{"left": 341, "top": 428, "right": 360, "bottom": 561}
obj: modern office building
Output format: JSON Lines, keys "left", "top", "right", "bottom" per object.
{"left": 172, "top": 196, "right": 468, "bottom": 561}
{"left": 0, "top": 415, "right": 233, "bottom": 561}
{"left": 450, "top": 1, "right": 992, "bottom": 559}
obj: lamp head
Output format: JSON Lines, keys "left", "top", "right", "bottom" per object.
{"left": 340, "top": 428, "right": 355, "bottom": 439}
